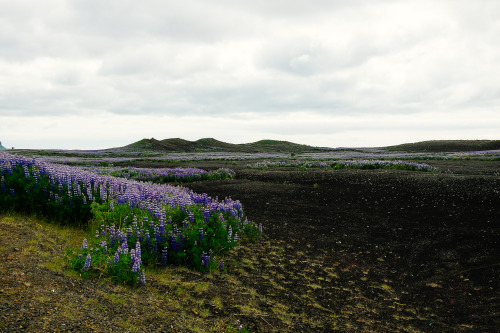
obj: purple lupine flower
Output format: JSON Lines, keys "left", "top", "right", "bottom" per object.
{"left": 202, "top": 208, "right": 211, "bottom": 222}
{"left": 219, "top": 261, "right": 224, "bottom": 269}
{"left": 161, "top": 247, "right": 168, "bottom": 266}
{"left": 131, "top": 260, "right": 140, "bottom": 273}
{"left": 9, "top": 189, "right": 14, "bottom": 198}
{"left": 159, "top": 216, "right": 165, "bottom": 235}
{"left": 100, "top": 240, "right": 108, "bottom": 254}
{"left": 82, "top": 254, "right": 91, "bottom": 271}
{"left": 130, "top": 248, "right": 136, "bottom": 265}
{"left": 113, "top": 251, "right": 120, "bottom": 263}
{"left": 169, "top": 233, "right": 178, "bottom": 252}
{"left": 138, "top": 270, "right": 146, "bottom": 286}
{"left": 132, "top": 216, "right": 137, "bottom": 234}
{"left": 81, "top": 238, "right": 88, "bottom": 249}
{"left": 200, "top": 252, "right": 210, "bottom": 267}
{"left": 135, "top": 241, "right": 141, "bottom": 265}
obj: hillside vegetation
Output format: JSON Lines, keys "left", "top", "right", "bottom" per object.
{"left": 122, "top": 138, "right": 333, "bottom": 153}
{"left": 387, "top": 140, "right": 500, "bottom": 152}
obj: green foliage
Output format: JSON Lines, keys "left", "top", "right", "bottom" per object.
{"left": 67, "top": 244, "right": 139, "bottom": 285}
{"left": 67, "top": 199, "right": 260, "bottom": 285}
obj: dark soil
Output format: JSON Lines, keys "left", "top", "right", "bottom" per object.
{"left": 1, "top": 159, "right": 499, "bottom": 332}
{"left": 184, "top": 160, "right": 500, "bottom": 331}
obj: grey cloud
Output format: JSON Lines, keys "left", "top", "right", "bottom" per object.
{"left": 0, "top": 0, "right": 499, "bottom": 125}
{"left": 217, "top": 0, "right": 385, "bottom": 19}
{"left": 256, "top": 36, "right": 384, "bottom": 76}
{"left": 68, "top": 0, "right": 259, "bottom": 43}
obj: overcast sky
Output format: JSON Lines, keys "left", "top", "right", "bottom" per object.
{"left": 1, "top": 0, "right": 499, "bottom": 150}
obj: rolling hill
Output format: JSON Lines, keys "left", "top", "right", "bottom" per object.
{"left": 119, "top": 138, "right": 500, "bottom": 154}
{"left": 121, "top": 138, "right": 333, "bottom": 153}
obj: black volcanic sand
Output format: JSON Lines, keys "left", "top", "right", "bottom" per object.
{"left": 1, "top": 159, "right": 499, "bottom": 332}
{"left": 181, "top": 160, "right": 500, "bottom": 332}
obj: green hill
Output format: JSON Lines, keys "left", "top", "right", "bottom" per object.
{"left": 387, "top": 140, "right": 500, "bottom": 152}
{"left": 121, "top": 138, "right": 332, "bottom": 153}
{"left": 0, "top": 141, "right": 6, "bottom": 150}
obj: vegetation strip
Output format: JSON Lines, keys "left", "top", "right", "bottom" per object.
{"left": 247, "top": 159, "right": 439, "bottom": 172}
{"left": 106, "top": 167, "right": 236, "bottom": 183}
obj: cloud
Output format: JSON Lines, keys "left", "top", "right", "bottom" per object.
{"left": 0, "top": 0, "right": 498, "bottom": 149}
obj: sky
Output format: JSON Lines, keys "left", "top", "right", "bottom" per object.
{"left": 1, "top": 0, "right": 499, "bottom": 150}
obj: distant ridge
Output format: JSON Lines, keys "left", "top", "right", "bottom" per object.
{"left": 0, "top": 141, "right": 6, "bottom": 150}
{"left": 121, "top": 138, "right": 332, "bottom": 153}
{"left": 387, "top": 140, "right": 500, "bottom": 152}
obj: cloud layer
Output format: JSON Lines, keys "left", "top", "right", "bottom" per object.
{"left": 1, "top": 0, "right": 499, "bottom": 148}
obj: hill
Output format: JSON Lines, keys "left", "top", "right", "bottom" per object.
{"left": 121, "top": 138, "right": 333, "bottom": 153}
{"left": 0, "top": 141, "right": 6, "bottom": 150}
{"left": 386, "top": 140, "right": 500, "bottom": 153}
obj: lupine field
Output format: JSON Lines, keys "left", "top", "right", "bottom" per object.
{"left": 0, "top": 152, "right": 260, "bottom": 286}
{"left": 1, "top": 143, "right": 499, "bottom": 332}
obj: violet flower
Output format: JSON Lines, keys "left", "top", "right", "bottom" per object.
{"left": 82, "top": 254, "right": 91, "bottom": 271}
